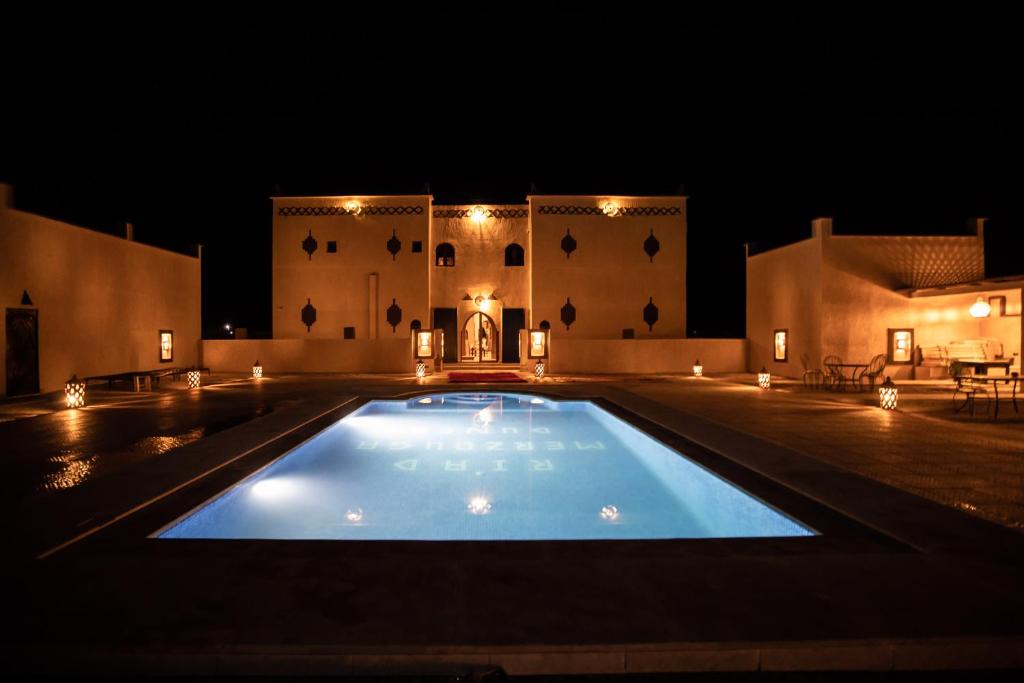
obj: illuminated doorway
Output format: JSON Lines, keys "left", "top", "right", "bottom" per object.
{"left": 461, "top": 312, "right": 499, "bottom": 363}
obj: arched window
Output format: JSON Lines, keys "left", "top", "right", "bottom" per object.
{"left": 539, "top": 320, "right": 551, "bottom": 330}
{"left": 435, "top": 242, "right": 455, "bottom": 267}
{"left": 410, "top": 319, "right": 422, "bottom": 331}
{"left": 504, "top": 242, "right": 525, "bottom": 267}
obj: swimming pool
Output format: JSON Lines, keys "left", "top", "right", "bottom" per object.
{"left": 157, "top": 393, "right": 814, "bottom": 540}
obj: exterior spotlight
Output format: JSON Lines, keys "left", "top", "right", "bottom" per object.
{"left": 879, "top": 376, "right": 898, "bottom": 410}
{"left": 252, "top": 360, "right": 263, "bottom": 379}
{"left": 224, "top": 323, "right": 231, "bottom": 331}
{"left": 345, "top": 507, "right": 364, "bottom": 522}
{"left": 467, "top": 496, "right": 492, "bottom": 515}
{"left": 693, "top": 359, "right": 703, "bottom": 377}
{"left": 969, "top": 296, "right": 991, "bottom": 318}
{"left": 65, "top": 375, "right": 86, "bottom": 408}
{"left": 757, "top": 366, "right": 771, "bottom": 390}
{"left": 601, "top": 201, "right": 622, "bottom": 217}
{"left": 474, "top": 295, "right": 485, "bottom": 308}
{"left": 469, "top": 205, "right": 488, "bottom": 223}
{"left": 535, "top": 359, "right": 545, "bottom": 379}
{"left": 416, "top": 360, "right": 426, "bottom": 378}
{"left": 344, "top": 200, "right": 362, "bottom": 215}
{"left": 600, "top": 504, "right": 619, "bottom": 520}
{"left": 187, "top": 368, "right": 201, "bottom": 389}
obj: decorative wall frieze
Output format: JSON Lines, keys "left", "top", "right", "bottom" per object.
{"left": 278, "top": 205, "right": 424, "bottom": 216}
{"left": 537, "top": 205, "right": 681, "bottom": 216}
{"left": 432, "top": 208, "right": 529, "bottom": 219}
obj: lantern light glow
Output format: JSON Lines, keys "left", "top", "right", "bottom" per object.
{"left": 969, "top": 296, "right": 991, "bottom": 318}
{"left": 65, "top": 375, "right": 86, "bottom": 408}
{"left": 879, "top": 376, "right": 898, "bottom": 410}
{"left": 693, "top": 359, "right": 703, "bottom": 377}
{"left": 252, "top": 360, "right": 263, "bottom": 379}
{"left": 758, "top": 366, "right": 771, "bottom": 390}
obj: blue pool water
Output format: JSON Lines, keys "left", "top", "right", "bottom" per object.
{"left": 158, "top": 393, "right": 814, "bottom": 540}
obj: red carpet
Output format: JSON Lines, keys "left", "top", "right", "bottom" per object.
{"left": 447, "top": 371, "right": 527, "bottom": 383}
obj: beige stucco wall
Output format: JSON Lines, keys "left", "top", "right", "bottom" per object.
{"left": 551, "top": 338, "right": 746, "bottom": 374}
{"left": 529, "top": 196, "right": 686, "bottom": 339}
{"left": 746, "top": 236, "right": 823, "bottom": 377}
{"left": 272, "top": 196, "right": 430, "bottom": 340}
{"left": 429, "top": 205, "right": 530, "bottom": 339}
{"left": 202, "top": 339, "right": 410, "bottom": 373}
{"left": 0, "top": 207, "right": 200, "bottom": 395}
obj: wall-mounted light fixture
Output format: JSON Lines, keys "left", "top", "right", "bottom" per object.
{"left": 414, "top": 330, "right": 434, "bottom": 359}
{"left": 469, "top": 205, "right": 488, "bottom": 223}
{"left": 159, "top": 330, "right": 174, "bottom": 363}
{"left": 527, "top": 329, "right": 549, "bottom": 359}
{"left": 969, "top": 296, "right": 991, "bottom": 318}
{"left": 601, "top": 201, "right": 621, "bottom": 217}
{"left": 65, "top": 375, "right": 86, "bottom": 408}
{"left": 345, "top": 200, "right": 363, "bottom": 215}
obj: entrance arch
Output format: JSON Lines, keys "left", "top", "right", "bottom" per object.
{"left": 461, "top": 311, "right": 499, "bottom": 362}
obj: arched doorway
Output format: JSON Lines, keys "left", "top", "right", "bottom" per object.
{"left": 461, "top": 311, "right": 499, "bottom": 362}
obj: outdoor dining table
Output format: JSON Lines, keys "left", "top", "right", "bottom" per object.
{"left": 957, "top": 373, "right": 1020, "bottom": 419}
{"left": 825, "top": 362, "right": 868, "bottom": 391}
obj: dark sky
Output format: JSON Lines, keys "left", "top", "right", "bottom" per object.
{"left": 2, "top": 4, "right": 1019, "bottom": 338}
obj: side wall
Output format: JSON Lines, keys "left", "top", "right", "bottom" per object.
{"left": 529, "top": 196, "right": 686, "bottom": 339}
{"left": 0, "top": 208, "right": 200, "bottom": 395}
{"left": 746, "top": 237, "right": 822, "bottom": 377}
{"left": 202, "top": 339, "right": 411, "bottom": 373}
{"left": 272, "top": 196, "right": 431, "bottom": 340}
{"left": 551, "top": 339, "right": 747, "bottom": 374}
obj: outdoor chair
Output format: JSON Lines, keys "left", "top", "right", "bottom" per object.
{"left": 951, "top": 361, "right": 990, "bottom": 418}
{"left": 822, "top": 355, "right": 844, "bottom": 391}
{"left": 801, "top": 353, "right": 824, "bottom": 389}
{"left": 859, "top": 354, "right": 887, "bottom": 391}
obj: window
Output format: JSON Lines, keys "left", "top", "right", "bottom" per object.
{"left": 773, "top": 329, "right": 788, "bottom": 362}
{"left": 888, "top": 328, "right": 914, "bottom": 364}
{"left": 159, "top": 330, "right": 173, "bottom": 362}
{"left": 622, "top": 328, "right": 635, "bottom": 339}
{"left": 435, "top": 242, "right": 455, "bottom": 267}
{"left": 343, "top": 326, "right": 356, "bottom": 339}
{"left": 410, "top": 319, "right": 421, "bottom": 330}
{"left": 326, "top": 241, "right": 337, "bottom": 253}
{"left": 412, "top": 240, "right": 423, "bottom": 253}
{"left": 539, "top": 320, "right": 551, "bottom": 330}
{"left": 504, "top": 242, "right": 525, "bottom": 266}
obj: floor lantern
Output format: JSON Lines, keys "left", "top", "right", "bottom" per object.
{"left": 757, "top": 366, "right": 771, "bottom": 390}
{"left": 693, "top": 359, "right": 703, "bottom": 377}
{"left": 252, "top": 360, "right": 263, "bottom": 379}
{"left": 65, "top": 375, "right": 86, "bottom": 408}
{"left": 416, "top": 360, "right": 427, "bottom": 378}
{"left": 535, "top": 360, "right": 546, "bottom": 379}
{"left": 187, "top": 368, "right": 201, "bottom": 389}
{"left": 879, "top": 376, "right": 898, "bottom": 410}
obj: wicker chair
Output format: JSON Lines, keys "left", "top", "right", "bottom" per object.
{"left": 951, "top": 360, "right": 989, "bottom": 417}
{"left": 801, "top": 353, "right": 824, "bottom": 389}
{"left": 859, "top": 354, "right": 887, "bottom": 391}
{"left": 823, "top": 355, "right": 844, "bottom": 391}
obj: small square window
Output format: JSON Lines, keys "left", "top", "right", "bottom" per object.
{"left": 343, "top": 326, "right": 356, "bottom": 339}
{"left": 327, "top": 241, "right": 337, "bottom": 253}
{"left": 159, "top": 330, "right": 174, "bottom": 362}
{"left": 773, "top": 329, "right": 788, "bottom": 362}
{"left": 622, "top": 328, "right": 635, "bottom": 339}
{"left": 412, "top": 241, "right": 423, "bottom": 253}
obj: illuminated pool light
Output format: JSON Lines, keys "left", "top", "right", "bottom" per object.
{"left": 600, "top": 505, "right": 620, "bottom": 521}
{"left": 250, "top": 478, "right": 297, "bottom": 502}
{"left": 345, "top": 508, "right": 364, "bottom": 522}
{"left": 467, "top": 496, "right": 492, "bottom": 515}
{"left": 418, "top": 397, "right": 433, "bottom": 404}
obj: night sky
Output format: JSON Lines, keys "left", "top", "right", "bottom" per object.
{"left": 2, "top": 5, "right": 1019, "bottom": 339}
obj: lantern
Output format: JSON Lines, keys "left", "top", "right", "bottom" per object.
{"left": 252, "top": 360, "right": 263, "bottom": 379}
{"left": 879, "top": 376, "right": 898, "bottom": 410}
{"left": 757, "top": 366, "right": 771, "bottom": 390}
{"left": 535, "top": 360, "right": 545, "bottom": 379}
{"left": 468, "top": 205, "right": 488, "bottom": 223}
{"left": 416, "top": 360, "right": 427, "bottom": 378}
{"left": 601, "top": 201, "right": 621, "bottom": 217}
{"left": 693, "top": 359, "right": 703, "bottom": 377}
{"left": 65, "top": 375, "right": 86, "bottom": 408}
{"left": 969, "top": 296, "right": 991, "bottom": 318}
{"left": 187, "top": 368, "right": 201, "bottom": 389}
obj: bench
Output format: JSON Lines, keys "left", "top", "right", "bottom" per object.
{"left": 84, "top": 367, "right": 211, "bottom": 391}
